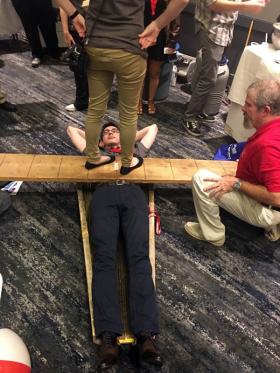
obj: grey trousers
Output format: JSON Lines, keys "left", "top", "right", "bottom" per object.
{"left": 185, "top": 29, "right": 224, "bottom": 119}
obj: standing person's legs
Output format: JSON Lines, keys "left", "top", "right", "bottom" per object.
{"left": 90, "top": 186, "right": 123, "bottom": 336}
{"left": 11, "top": 0, "right": 43, "bottom": 58}
{"left": 185, "top": 30, "right": 224, "bottom": 117}
{"left": 115, "top": 51, "right": 146, "bottom": 167}
{"left": 73, "top": 69, "right": 89, "bottom": 110}
{"left": 84, "top": 47, "right": 115, "bottom": 164}
{"left": 189, "top": 169, "right": 280, "bottom": 244}
{"left": 120, "top": 185, "right": 159, "bottom": 335}
{"left": 32, "top": 0, "right": 59, "bottom": 58}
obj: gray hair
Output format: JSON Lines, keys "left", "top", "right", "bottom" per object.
{"left": 248, "top": 79, "right": 280, "bottom": 115}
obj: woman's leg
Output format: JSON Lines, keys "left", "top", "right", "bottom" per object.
{"left": 147, "top": 59, "right": 163, "bottom": 114}
{"left": 115, "top": 52, "right": 147, "bottom": 167}
{"left": 84, "top": 47, "right": 114, "bottom": 163}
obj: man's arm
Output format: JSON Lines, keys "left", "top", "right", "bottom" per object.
{"left": 55, "top": 0, "right": 86, "bottom": 37}
{"left": 135, "top": 124, "right": 158, "bottom": 151}
{"left": 204, "top": 175, "right": 280, "bottom": 207}
{"left": 139, "top": 0, "right": 189, "bottom": 49}
{"left": 209, "top": 0, "right": 269, "bottom": 14}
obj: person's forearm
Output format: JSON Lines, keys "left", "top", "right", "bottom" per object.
{"left": 54, "top": 0, "right": 76, "bottom": 16}
{"left": 135, "top": 127, "right": 149, "bottom": 142}
{"left": 239, "top": 180, "right": 280, "bottom": 207}
{"left": 209, "top": 0, "right": 266, "bottom": 13}
{"left": 59, "top": 8, "right": 69, "bottom": 34}
{"left": 153, "top": 0, "right": 189, "bottom": 31}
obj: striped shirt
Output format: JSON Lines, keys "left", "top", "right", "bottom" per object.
{"left": 195, "top": 0, "right": 239, "bottom": 47}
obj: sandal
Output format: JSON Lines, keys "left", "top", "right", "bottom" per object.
{"left": 137, "top": 100, "right": 143, "bottom": 115}
{"left": 85, "top": 155, "right": 115, "bottom": 170}
{"left": 148, "top": 100, "right": 156, "bottom": 115}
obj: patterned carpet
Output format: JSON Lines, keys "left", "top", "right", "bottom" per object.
{"left": 0, "top": 39, "right": 279, "bottom": 373}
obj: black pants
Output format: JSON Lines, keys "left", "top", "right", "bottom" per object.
{"left": 69, "top": 27, "right": 89, "bottom": 109}
{"left": 12, "top": 0, "right": 59, "bottom": 58}
{"left": 90, "top": 184, "right": 159, "bottom": 337}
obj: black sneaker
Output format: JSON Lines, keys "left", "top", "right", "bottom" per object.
{"left": 183, "top": 118, "right": 201, "bottom": 137}
{"left": 196, "top": 113, "right": 216, "bottom": 122}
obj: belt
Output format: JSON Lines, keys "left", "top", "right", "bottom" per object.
{"left": 97, "top": 180, "right": 131, "bottom": 187}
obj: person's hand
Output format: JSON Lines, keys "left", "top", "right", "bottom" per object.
{"left": 203, "top": 175, "right": 238, "bottom": 199}
{"left": 138, "top": 21, "right": 160, "bottom": 49}
{"left": 73, "top": 14, "right": 86, "bottom": 38}
{"left": 63, "top": 32, "right": 75, "bottom": 46}
{"left": 164, "top": 47, "right": 176, "bottom": 55}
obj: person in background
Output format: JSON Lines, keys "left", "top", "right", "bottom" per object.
{"left": 184, "top": 79, "right": 280, "bottom": 246}
{"left": 0, "top": 85, "right": 16, "bottom": 112}
{"left": 11, "top": 0, "right": 60, "bottom": 68}
{"left": 60, "top": 0, "right": 89, "bottom": 112}
{"left": 182, "top": 0, "right": 269, "bottom": 137}
{"left": 138, "top": 0, "right": 180, "bottom": 115}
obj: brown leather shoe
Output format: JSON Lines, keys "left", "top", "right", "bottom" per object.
{"left": 99, "top": 332, "right": 119, "bottom": 366}
{"left": 137, "top": 333, "right": 162, "bottom": 367}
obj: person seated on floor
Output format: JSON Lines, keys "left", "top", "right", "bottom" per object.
{"left": 70, "top": 121, "right": 161, "bottom": 370}
{"left": 184, "top": 79, "right": 280, "bottom": 246}
{"left": 67, "top": 122, "right": 158, "bottom": 156}
{"left": 0, "top": 84, "right": 16, "bottom": 112}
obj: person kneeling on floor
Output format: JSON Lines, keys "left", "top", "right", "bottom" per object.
{"left": 185, "top": 79, "right": 280, "bottom": 246}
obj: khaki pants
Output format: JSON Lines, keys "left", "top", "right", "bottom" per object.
{"left": 85, "top": 47, "right": 146, "bottom": 167}
{"left": 192, "top": 169, "right": 280, "bottom": 242}
{"left": 0, "top": 85, "right": 5, "bottom": 104}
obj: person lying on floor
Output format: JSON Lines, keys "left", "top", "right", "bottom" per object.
{"left": 68, "top": 122, "right": 162, "bottom": 370}
{"left": 184, "top": 79, "right": 280, "bottom": 247}
{"left": 67, "top": 122, "right": 158, "bottom": 156}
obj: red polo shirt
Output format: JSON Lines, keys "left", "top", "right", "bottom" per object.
{"left": 236, "top": 117, "right": 280, "bottom": 192}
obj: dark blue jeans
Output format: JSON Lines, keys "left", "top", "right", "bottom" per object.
{"left": 90, "top": 184, "right": 159, "bottom": 337}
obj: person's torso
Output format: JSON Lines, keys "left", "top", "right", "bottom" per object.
{"left": 85, "top": 0, "right": 146, "bottom": 58}
{"left": 195, "top": 0, "right": 238, "bottom": 47}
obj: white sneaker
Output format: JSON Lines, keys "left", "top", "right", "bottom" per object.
{"left": 184, "top": 222, "right": 225, "bottom": 247}
{"left": 31, "top": 57, "right": 41, "bottom": 68}
{"left": 65, "top": 103, "right": 77, "bottom": 112}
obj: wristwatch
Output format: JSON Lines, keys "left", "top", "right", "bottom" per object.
{"left": 233, "top": 179, "right": 242, "bottom": 191}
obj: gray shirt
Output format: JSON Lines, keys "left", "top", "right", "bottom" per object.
{"left": 85, "top": 0, "right": 147, "bottom": 58}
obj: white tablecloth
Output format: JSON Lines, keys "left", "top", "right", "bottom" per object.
{"left": 226, "top": 43, "right": 280, "bottom": 141}
{"left": 0, "top": 0, "right": 22, "bottom": 35}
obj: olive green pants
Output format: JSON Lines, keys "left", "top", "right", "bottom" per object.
{"left": 85, "top": 47, "right": 147, "bottom": 166}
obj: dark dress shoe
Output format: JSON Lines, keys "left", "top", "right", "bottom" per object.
{"left": 85, "top": 155, "right": 115, "bottom": 170}
{"left": 0, "top": 101, "right": 17, "bottom": 112}
{"left": 98, "top": 332, "right": 119, "bottom": 368}
{"left": 137, "top": 333, "right": 162, "bottom": 367}
{"left": 120, "top": 156, "right": 143, "bottom": 175}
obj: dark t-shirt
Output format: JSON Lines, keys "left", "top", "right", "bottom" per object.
{"left": 85, "top": 0, "right": 147, "bottom": 58}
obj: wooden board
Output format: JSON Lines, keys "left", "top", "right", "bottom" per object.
{"left": 0, "top": 154, "right": 238, "bottom": 183}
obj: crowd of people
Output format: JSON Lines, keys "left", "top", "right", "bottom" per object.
{"left": 1, "top": 0, "right": 279, "bottom": 372}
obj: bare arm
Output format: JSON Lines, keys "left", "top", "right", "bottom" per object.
{"left": 54, "top": 0, "right": 86, "bottom": 37}
{"left": 139, "top": 0, "right": 189, "bottom": 49}
{"left": 136, "top": 124, "right": 158, "bottom": 150}
{"left": 67, "top": 126, "right": 86, "bottom": 153}
{"left": 209, "top": 0, "right": 269, "bottom": 15}
{"left": 59, "top": 8, "right": 75, "bottom": 46}
{"left": 203, "top": 175, "right": 280, "bottom": 207}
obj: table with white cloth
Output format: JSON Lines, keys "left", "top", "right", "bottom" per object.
{"left": 225, "top": 43, "right": 280, "bottom": 142}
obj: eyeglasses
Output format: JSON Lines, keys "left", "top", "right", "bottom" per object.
{"left": 103, "top": 128, "right": 120, "bottom": 135}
